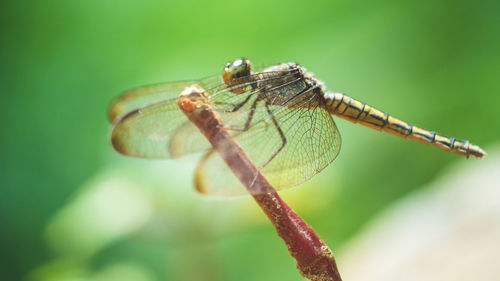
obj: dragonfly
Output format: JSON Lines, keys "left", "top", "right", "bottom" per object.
{"left": 109, "top": 58, "right": 486, "bottom": 196}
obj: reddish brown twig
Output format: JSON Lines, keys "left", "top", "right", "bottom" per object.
{"left": 177, "top": 85, "right": 342, "bottom": 281}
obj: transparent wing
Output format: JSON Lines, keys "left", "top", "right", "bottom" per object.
{"left": 110, "top": 68, "right": 303, "bottom": 158}
{"left": 111, "top": 99, "right": 210, "bottom": 158}
{"left": 195, "top": 90, "right": 342, "bottom": 197}
{"left": 109, "top": 76, "right": 220, "bottom": 158}
{"left": 108, "top": 76, "right": 220, "bottom": 123}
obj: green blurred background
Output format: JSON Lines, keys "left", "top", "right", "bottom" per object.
{"left": 1, "top": 0, "right": 499, "bottom": 280}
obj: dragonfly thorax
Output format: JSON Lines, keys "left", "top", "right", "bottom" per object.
{"left": 262, "top": 62, "right": 326, "bottom": 90}
{"left": 256, "top": 62, "right": 326, "bottom": 108}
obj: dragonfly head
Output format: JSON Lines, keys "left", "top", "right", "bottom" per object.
{"left": 223, "top": 58, "right": 252, "bottom": 94}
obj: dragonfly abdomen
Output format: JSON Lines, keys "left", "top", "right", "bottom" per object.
{"left": 323, "top": 92, "right": 486, "bottom": 159}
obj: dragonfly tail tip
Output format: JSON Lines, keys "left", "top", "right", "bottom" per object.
{"left": 470, "top": 145, "right": 487, "bottom": 159}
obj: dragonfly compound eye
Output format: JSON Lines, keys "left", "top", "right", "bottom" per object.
{"left": 222, "top": 58, "right": 252, "bottom": 94}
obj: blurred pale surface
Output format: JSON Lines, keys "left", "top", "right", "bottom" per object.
{"left": 340, "top": 146, "right": 500, "bottom": 281}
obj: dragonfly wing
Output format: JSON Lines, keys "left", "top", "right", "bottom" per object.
{"left": 194, "top": 149, "right": 246, "bottom": 196}
{"left": 195, "top": 92, "right": 342, "bottom": 196}
{"left": 260, "top": 101, "right": 341, "bottom": 189}
{"left": 110, "top": 77, "right": 220, "bottom": 158}
{"left": 111, "top": 99, "right": 214, "bottom": 158}
{"left": 108, "top": 76, "right": 221, "bottom": 123}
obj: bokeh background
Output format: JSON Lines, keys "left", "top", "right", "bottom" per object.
{"left": 1, "top": 0, "right": 499, "bottom": 280}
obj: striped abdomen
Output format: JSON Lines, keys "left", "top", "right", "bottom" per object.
{"left": 323, "top": 92, "right": 486, "bottom": 159}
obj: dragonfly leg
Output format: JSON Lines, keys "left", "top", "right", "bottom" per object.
{"left": 213, "top": 94, "right": 253, "bottom": 113}
{"left": 248, "top": 102, "right": 288, "bottom": 190}
{"left": 220, "top": 98, "right": 259, "bottom": 131}
{"left": 260, "top": 102, "right": 287, "bottom": 169}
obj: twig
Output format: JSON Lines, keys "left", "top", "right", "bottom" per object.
{"left": 177, "top": 85, "right": 342, "bottom": 281}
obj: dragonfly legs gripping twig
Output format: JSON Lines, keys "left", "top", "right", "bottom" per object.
{"left": 214, "top": 94, "right": 253, "bottom": 113}
{"left": 221, "top": 97, "right": 287, "bottom": 168}
{"left": 215, "top": 97, "right": 259, "bottom": 132}
{"left": 261, "top": 101, "right": 287, "bottom": 168}
{"left": 213, "top": 94, "right": 288, "bottom": 190}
